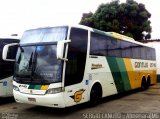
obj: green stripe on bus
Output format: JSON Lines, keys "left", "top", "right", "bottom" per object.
{"left": 28, "top": 85, "right": 41, "bottom": 90}
{"left": 28, "top": 85, "right": 35, "bottom": 89}
{"left": 107, "top": 57, "right": 125, "bottom": 93}
{"left": 116, "top": 58, "right": 131, "bottom": 91}
{"left": 34, "top": 85, "right": 41, "bottom": 90}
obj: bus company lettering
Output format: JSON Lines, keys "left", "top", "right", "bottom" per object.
{"left": 135, "top": 62, "right": 148, "bottom": 68}
{"left": 135, "top": 62, "right": 156, "bottom": 68}
{"left": 19, "top": 84, "right": 27, "bottom": 88}
{"left": 91, "top": 64, "right": 103, "bottom": 70}
{"left": 150, "top": 63, "right": 156, "bottom": 68}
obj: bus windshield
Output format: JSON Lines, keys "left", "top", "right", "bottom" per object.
{"left": 20, "top": 26, "right": 68, "bottom": 44}
{"left": 14, "top": 26, "right": 68, "bottom": 84}
{"left": 14, "top": 45, "right": 63, "bottom": 85}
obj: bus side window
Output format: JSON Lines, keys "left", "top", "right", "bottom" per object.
{"left": 140, "top": 46, "right": 147, "bottom": 60}
{"left": 65, "top": 28, "right": 88, "bottom": 86}
{"left": 121, "top": 41, "right": 132, "bottom": 58}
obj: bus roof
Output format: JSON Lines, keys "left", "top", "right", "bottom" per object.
{"left": 24, "top": 24, "right": 153, "bottom": 49}
{"left": 68, "top": 24, "right": 153, "bottom": 49}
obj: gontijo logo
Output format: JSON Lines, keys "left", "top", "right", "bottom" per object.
{"left": 70, "top": 89, "right": 85, "bottom": 103}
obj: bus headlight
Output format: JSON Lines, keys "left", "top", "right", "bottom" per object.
{"left": 13, "top": 85, "right": 20, "bottom": 91}
{"left": 46, "top": 87, "right": 63, "bottom": 94}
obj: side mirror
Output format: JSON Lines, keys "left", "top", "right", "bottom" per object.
{"left": 57, "top": 40, "right": 71, "bottom": 61}
{"left": 3, "top": 43, "right": 18, "bottom": 61}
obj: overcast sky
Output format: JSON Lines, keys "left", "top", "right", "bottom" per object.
{"left": 0, "top": 0, "right": 159, "bottom": 39}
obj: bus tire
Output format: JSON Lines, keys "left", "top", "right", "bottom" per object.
{"left": 89, "top": 83, "right": 102, "bottom": 106}
{"left": 147, "top": 76, "right": 151, "bottom": 88}
{"left": 141, "top": 77, "right": 147, "bottom": 91}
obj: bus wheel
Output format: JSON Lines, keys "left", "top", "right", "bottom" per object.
{"left": 141, "top": 77, "right": 147, "bottom": 90}
{"left": 89, "top": 83, "right": 102, "bottom": 106}
{"left": 147, "top": 76, "right": 151, "bottom": 88}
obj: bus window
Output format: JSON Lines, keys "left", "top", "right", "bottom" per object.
{"left": 121, "top": 41, "right": 132, "bottom": 58}
{"left": 90, "top": 32, "right": 121, "bottom": 57}
{"left": 65, "top": 28, "right": 88, "bottom": 86}
{"left": 132, "top": 45, "right": 140, "bottom": 59}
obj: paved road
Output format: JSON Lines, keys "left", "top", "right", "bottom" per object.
{"left": 0, "top": 84, "right": 160, "bottom": 119}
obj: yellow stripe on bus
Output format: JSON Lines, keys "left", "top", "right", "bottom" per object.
{"left": 123, "top": 58, "right": 140, "bottom": 89}
{"left": 123, "top": 58, "right": 157, "bottom": 89}
{"left": 109, "top": 32, "right": 134, "bottom": 41}
{"left": 40, "top": 85, "right": 49, "bottom": 90}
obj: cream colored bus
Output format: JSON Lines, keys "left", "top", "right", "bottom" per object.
{"left": 3, "top": 25, "right": 156, "bottom": 108}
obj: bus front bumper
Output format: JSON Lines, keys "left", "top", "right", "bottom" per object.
{"left": 13, "top": 90, "right": 66, "bottom": 108}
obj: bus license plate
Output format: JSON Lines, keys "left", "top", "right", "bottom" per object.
{"left": 28, "top": 98, "right": 36, "bottom": 102}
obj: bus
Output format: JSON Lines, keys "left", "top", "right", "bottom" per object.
{"left": 3, "top": 25, "right": 156, "bottom": 107}
{"left": 0, "top": 38, "right": 19, "bottom": 97}
{"left": 143, "top": 40, "right": 160, "bottom": 82}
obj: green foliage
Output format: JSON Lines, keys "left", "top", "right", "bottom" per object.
{"left": 79, "top": 0, "right": 152, "bottom": 41}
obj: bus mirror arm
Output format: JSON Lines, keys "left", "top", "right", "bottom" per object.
{"left": 57, "top": 40, "right": 71, "bottom": 61}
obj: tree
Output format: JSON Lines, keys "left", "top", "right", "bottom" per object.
{"left": 80, "top": 0, "right": 152, "bottom": 41}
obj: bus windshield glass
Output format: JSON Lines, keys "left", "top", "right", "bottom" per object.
{"left": 14, "top": 26, "right": 68, "bottom": 84}
{"left": 20, "top": 26, "right": 68, "bottom": 44}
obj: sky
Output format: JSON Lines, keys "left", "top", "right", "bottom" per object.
{"left": 0, "top": 0, "right": 159, "bottom": 39}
